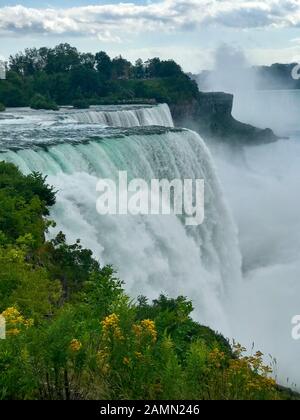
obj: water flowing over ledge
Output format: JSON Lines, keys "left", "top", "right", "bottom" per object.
{"left": 67, "top": 103, "right": 174, "bottom": 127}
{"left": 0, "top": 104, "right": 174, "bottom": 151}
{"left": 0, "top": 104, "right": 242, "bottom": 333}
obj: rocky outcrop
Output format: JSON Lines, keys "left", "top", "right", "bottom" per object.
{"left": 170, "top": 92, "right": 278, "bottom": 145}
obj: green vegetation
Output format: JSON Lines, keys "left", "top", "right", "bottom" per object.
{"left": 72, "top": 99, "right": 90, "bottom": 109}
{"left": 0, "top": 44, "right": 199, "bottom": 108}
{"left": 0, "top": 103, "right": 5, "bottom": 112}
{"left": 30, "top": 94, "right": 59, "bottom": 111}
{"left": 0, "top": 161, "right": 295, "bottom": 400}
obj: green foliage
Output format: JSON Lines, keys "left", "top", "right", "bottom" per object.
{"left": 0, "top": 247, "right": 61, "bottom": 319}
{"left": 0, "top": 103, "right": 5, "bottom": 112}
{"left": 0, "top": 161, "right": 294, "bottom": 400}
{"left": 30, "top": 94, "right": 59, "bottom": 111}
{"left": 0, "top": 44, "right": 200, "bottom": 107}
{"left": 0, "top": 76, "right": 27, "bottom": 107}
{"left": 136, "top": 295, "right": 232, "bottom": 360}
{"left": 72, "top": 99, "right": 90, "bottom": 109}
{"left": 0, "top": 162, "right": 55, "bottom": 246}
{"left": 95, "top": 51, "right": 112, "bottom": 80}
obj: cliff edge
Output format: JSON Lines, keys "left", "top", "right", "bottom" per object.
{"left": 170, "top": 92, "right": 278, "bottom": 145}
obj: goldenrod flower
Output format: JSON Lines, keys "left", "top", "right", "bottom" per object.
{"left": 70, "top": 339, "right": 82, "bottom": 352}
{"left": 134, "top": 351, "right": 143, "bottom": 359}
{"left": 1, "top": 307, "right": 33, "bottom": 336}
{"left": 140, "top": 319, "right": 157, "bottom": 342}
{"left": 123, "top": 357, "right": 130, "bottom": 366}
{"left": 101, "top": 313, "right": 124, "bottom": 340}
{"left": 133, "top": 319, "right": 157, "bottom": 342}
{"left": 101, "top": 313, "right": 119, "bottom": 330}
{"left": 101, "top": 363, "right": 110, "bottom": 375}
{"left": 132, "top": 323, "right": 142, "bottom": 336}
{"left": 97, "top": 348, "right": 109, "bottom": 361}
{"left": 7, "top": 328, "right": 20, "bottom": 336}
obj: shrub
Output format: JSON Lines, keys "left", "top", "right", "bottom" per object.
{"left": 30, "top": 94, "right": 59, "bottom": 111}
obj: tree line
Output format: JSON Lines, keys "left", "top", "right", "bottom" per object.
{"left": 0, "top": 43, "right": 198, "bottom": 109}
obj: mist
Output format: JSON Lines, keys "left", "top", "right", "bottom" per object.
{"left": 198, "top": 44, "right": 300, "bottom": 135}
{"left": 212, "top": 138, "right": 300, "bottom": 388}
{"left": 202, "top": 44, "right": 256, "bottom": 94}
{"left": 196, "top": 44, "right": 300, "bottom": 387}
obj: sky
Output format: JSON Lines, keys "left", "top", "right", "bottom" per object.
{"left": 0, "top": 0, "right": 300, "bottom": 72}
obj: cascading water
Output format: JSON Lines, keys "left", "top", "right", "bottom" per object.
{"left": 0, "top": 104, "right": 241, "bottom": 333}
{"left": 67, "top": 103, "right": 174, "bottom": 127}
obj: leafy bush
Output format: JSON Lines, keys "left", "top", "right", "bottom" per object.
{"left": 30, "top": 94, "right": 59, "bottom": 111}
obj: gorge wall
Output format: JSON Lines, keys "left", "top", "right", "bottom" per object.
{"left": 170, "top": 91, "right": 278, "bottom": 145}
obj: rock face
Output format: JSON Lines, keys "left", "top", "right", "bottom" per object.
{"left": 170, "top": 92, "right": 278, "bottom": 145}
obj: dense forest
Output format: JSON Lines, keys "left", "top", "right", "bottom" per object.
{"left": 0, "top": 43, "right": 199, "bottom": 110}
{"left": 0, "top": 161, "right": 297, "bottom": 400}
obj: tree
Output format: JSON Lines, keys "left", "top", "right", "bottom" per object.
{"left": 45, "top": 44, "right": 80, "bottom": 74}
{"left": 145, "top": 57, "right": 161, "bottom": 78}
{"left": 133, "top": 59, "right": 145, "bottom": 79}
{"left": 95, "top": 51, "right": 112, "bottom": 80}
{"left": 4, "top": 43, "right": 198, "bottom": 106}
{"left": 145, "top": 58, "right": 183, "bottom": 78}
{"left": 9, "top": 48, "right": 46, "bottom": 76}
{"left": 158, "top": 60, "right": 183, "bottom": 78}
{"left": 112, "top": 56, "right": 132, "bottom": 79}
{"left": 0, "top": 80, "right": 27, "bottom": 107}
{"left": 80, "top": 53, "right": 95, "bottom": 69}
{"left": 70, "top": 65, "right": 99, "bottom": 96}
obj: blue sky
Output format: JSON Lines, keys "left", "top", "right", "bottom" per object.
{"left": 0, "top": 0, "right": 300, "bottom": 72}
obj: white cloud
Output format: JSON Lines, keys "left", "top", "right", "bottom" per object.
{"left": 0, "top": 1, "right": 300, "bottom": 41}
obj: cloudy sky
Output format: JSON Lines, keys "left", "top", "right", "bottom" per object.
{"left": 0, "top": 0, "right": 300, "bottom": 72}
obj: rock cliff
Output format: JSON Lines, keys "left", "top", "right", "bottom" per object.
{"left": 170, "top": 92, "right": 278, "bottom": 145}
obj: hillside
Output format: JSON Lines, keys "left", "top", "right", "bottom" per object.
{"left": 0, "top": 161, "right": 295, "bottom": 400}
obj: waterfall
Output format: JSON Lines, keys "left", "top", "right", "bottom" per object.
{"left": 68, "top": 104, "right": 174, "bottom": 127}
{"left": 1, "top": 128, "right": 241, "bottom": 332}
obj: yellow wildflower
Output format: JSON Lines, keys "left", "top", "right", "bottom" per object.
{"left": 101, "top": 313, "right": 124, "bottom": 341}
{"left": 101, "top": 313, "right": 119, "bottom": 330}
{"left": 7, "top": 328, "right": 20, "bottom": 336}
{"left": 134, "top": 351, "right": 143, "bottom": 359}
{"left": 132, "top": 323, "right": 142, "bottom": 336}
{"left": 97, "top": 348, "right": 109, "bottom": 362}
{"left": 1, "top": 307, "right": 33, "bottom": 336}
{"left": 140, "top": 319, "right": 157, "bottom": 342}
{"left": 208, "top": 348, "right": 226, "bottom": 369}
{"left": 70, "top": 339, "right": 82, "bottom": 352}
{"left": 97, "top": 348, "right": 110, "bottom": 374}
{"left": 123, "top": 357, "right": 130, "bottom": 366}
{"left": 101, "top": 363, "right": 110, "bottom": 375}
